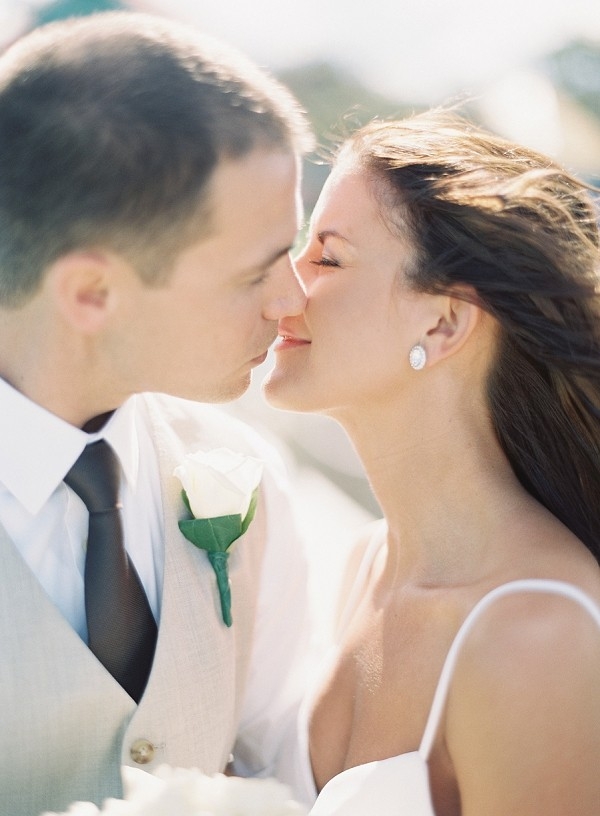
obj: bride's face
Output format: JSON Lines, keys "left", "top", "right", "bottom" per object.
{"left": 263, "top": 165, "right": 428, "bottom": 417}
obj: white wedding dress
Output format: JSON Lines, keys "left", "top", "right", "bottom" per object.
{"left": 296, "top": 538, "right": 600, "bottom": 816}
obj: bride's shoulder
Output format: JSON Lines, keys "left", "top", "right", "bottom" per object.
{"left": 448, "top": 580, "right": 600, "bottom": 755}
{"left": 442, "top": 580, "right": 600, "bottom": 813}
{"left": 333, "top": 519, "right": 387, "bottom": 634}
{"left": 342, "top": 518, "right": 387, "bottom": 590}
{"left": 448, "top": 580, "right": 600, "bottom": 810}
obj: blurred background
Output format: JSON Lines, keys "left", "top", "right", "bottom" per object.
{"left": 3, "top": 0, "right": 600, "bottom": 628}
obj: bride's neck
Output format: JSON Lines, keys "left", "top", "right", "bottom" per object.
{"left": 334, "top": 395, "right": 521, "bottom": 585}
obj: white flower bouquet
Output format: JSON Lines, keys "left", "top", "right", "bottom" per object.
{"left": 41, "top": 765, "right": 308, "bottom": 816}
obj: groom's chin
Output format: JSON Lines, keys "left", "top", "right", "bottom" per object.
{"left": 213, "top": 372, "right": 253, "bottom": 404}
{"left": 173, "top": 372, "right": 253, "bottom": 405}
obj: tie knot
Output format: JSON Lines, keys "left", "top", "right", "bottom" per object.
{"left": 64, "top": 439, "right": 121, "bottom": 514}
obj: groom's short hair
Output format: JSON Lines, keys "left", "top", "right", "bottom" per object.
{"left": 0, "top": 12, "right": 312, "bottom": 307}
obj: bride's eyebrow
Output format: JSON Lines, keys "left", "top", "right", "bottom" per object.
{"left": 317, "top": 229, "right": 349, "bottom": 244}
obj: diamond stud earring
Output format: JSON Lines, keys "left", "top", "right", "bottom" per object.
{"left": 409, "top": 343, "right": 427, "bottom": 370}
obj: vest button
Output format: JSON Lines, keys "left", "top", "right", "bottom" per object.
{"left": 130, "top": 738, "right": 155, "bottom": 764}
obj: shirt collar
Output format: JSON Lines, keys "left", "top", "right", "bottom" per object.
{"left": 0, "top": 378, "right": 139, "bottom": 515}
{"left": 87, "top": 398, "right": 139, "bottom": 492}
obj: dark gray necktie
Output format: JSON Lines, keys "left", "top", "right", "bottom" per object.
{"left": 64, "top": 439, "right": 157, "bottom": 702}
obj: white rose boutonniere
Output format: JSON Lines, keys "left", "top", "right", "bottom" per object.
{"left": 174, "top": 448, "right": 263, "bottom": 627}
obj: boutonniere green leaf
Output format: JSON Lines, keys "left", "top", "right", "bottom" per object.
{"left": 174, "top": 448, "right": 263, "bottom": 627}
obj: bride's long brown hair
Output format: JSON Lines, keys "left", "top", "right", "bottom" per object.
{"left": 340, "top": 111, "right": 600, "bottom": 562}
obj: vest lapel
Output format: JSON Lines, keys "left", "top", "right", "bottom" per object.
{"left": 123, "top": 397, "right": 240, "bottom": 772}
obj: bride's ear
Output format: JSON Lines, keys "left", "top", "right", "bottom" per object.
{"left": 423, "top": 288, "right": 481, "bottom": 366}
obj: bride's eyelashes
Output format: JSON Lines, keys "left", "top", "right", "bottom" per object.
{"left": 309, "top": 256, "right": 340, "bottom": 269}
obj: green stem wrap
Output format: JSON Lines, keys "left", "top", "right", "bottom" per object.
{"left": 208, "top": 550, "right": 232, "bottom": 627}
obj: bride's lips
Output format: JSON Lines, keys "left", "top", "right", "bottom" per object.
{"left": 275, "top": 331, "right": 311, "bottom": 351}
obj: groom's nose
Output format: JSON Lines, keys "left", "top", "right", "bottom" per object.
{"left": 263, "top": 255, "right": 307, "bottom": 320}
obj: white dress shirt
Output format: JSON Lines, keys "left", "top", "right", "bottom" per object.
{"left": 0, "top": 378, "right": 163, "bottom": 642}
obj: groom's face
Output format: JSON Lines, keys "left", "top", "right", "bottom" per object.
{"left": 118, "top": 148, "right": 306, "bottom": 403}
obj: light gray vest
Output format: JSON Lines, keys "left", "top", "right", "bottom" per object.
{"left": 0, "top": 395, "right": 265, "bottom": 816}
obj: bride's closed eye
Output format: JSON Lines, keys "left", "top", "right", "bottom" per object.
{"left": 309, "top": 256, "right": 340, "bottom": 269}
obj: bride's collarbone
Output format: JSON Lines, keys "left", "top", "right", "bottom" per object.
{"left": 309, "top": 592, "right": 467, "bottom": 787}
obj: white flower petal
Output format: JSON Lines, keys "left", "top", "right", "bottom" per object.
{"left": 46, "top": 766, "right": 308, "bottom": 815}
{"left": 174, "top": 448, "right": 263, "bottom": 520}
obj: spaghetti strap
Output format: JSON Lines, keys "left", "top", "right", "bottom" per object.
{"left": 418, "top": 579, "right": 600, "bottom": 761}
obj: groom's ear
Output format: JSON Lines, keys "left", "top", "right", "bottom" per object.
{"left": 47, "top": 250, "right": 123, "bottom": 334}
{"left": 423, "top": 287, "right": 482, "bottom": 366}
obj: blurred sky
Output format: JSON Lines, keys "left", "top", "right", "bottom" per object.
{"left": 1, "top": 0, "right": 600, "bottom": 104}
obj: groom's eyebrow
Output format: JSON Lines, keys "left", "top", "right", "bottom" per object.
{"left": 257, "top": 244, "right": 295, "bottom": 269}
{"left": 241, "top": 244, "right": 295, "bottom": 276}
